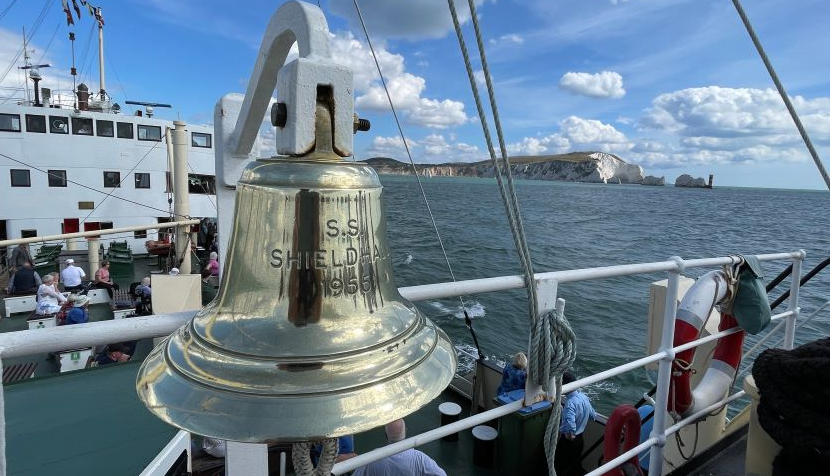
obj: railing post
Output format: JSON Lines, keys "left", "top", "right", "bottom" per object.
{"left": 225, "top": 442, "right": 268, "bottom": 476}
{"left": 648, "top": 257, "right": 683, "bottom": 476}
{"left": 0, "top": 355, "right": 6, "bottom": 476}
{"left": 783, "top": 250, "right": 804, "bottom": 350}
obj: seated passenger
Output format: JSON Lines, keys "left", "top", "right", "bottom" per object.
{"left": 135, "top": 277, "right": 152, "bottom": 298}
{"left": 60, "top": 258, "right": 86, "bottom": 292}
{"left": 207, "top": 252, "right": 220, "bottom": 276}
{"left": 93, "top": 260, "right": 120, "bottom": 304}
{"left": 497, "top": 352, "right": 528, "bottom": 395}
{"left": 36, "top": 274, "right": 66, "bottom": 315}
{"left": 95, "top": 343, "right": 131, "bottom": 365}
{"left": 65, "top": 295, "right": 90, "bottom": 325}
{"left": 352, "top": 419, "right": 446, "bottom": 476}
{"left": 11, "top": 262, "right": 41, "bottom": 295}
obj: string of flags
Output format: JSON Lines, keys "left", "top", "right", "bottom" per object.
{"left": 62, "top": 0, "right": 104, "bottom": 27}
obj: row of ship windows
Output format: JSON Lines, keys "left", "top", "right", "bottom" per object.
{"left": 8, "top": 169, "right": 216, "bottom": 194}
{"left": 19, "top": 227, "right": 160, "bottom": 240}
{"left": 0, "top": 113, "right": 212, "bottom": 148}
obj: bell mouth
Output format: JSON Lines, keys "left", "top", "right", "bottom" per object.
{"left": 136, "top": 316, "right": 455, "bottom": 442}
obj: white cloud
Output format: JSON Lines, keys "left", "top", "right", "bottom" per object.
{"left": 507, "top": 116, "right": 631, "bottom": 156}
{"left": 366, "top": 134, "right": 481, "bottom": 163}
{"left": 635, "top": 86, "right": 830, "bottom": 165}
{"left": 330, "top": 0, "right": 490, "bottom": 41}
{"left": 327, "top": 32, "right": 469, "bottom": 129}
{"left": 0, "top": 29, "right": 76, "bottom": 106}
{"left": 559, "top": 71, "right": 626, "bottom": 99}
{"left": 489, "top": 34, "right": 524, "bottom": 46}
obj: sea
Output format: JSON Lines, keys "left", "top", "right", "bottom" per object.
{"left": 378, "top": 174, "right": 830, "bottom": 413}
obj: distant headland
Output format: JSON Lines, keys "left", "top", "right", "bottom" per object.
{"left": 361, "top": 152, "right": 712, "bottom": 188}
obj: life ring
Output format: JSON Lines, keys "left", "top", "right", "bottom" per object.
{"left": 603, "top": 405, "right": 643, "bottom": 476}
{"left": 669, "top": 270, "right": 745, "bottom": 416}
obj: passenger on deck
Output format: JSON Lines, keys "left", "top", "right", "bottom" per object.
{"left": 136, "top": 277, "right": 152, "bottom": 298}
{"left": 496, "top": 352, "right": 528, "bottom": 395}
{"left": 207, "top": 252, "right": 220, "bottom": 276}
{"left": 65, "top": 295, "right": 90, "bottom": 325}
{"left": 93, "top": 260, "right": 120, "bottom": 303}
{"left": 95, "top": 343, "right": 131, "bottom": 365}
{"left": 169, "top": 267, "right": 180, "bottom": 276}
{"left": 60, "top": 259, "right": 86, "bottom": 292}
{"left": 554, "top": 371, "right": 597, "bottom": 476}
{"left": 10, "top": 243, "right": 32, "bottom": 269}
{"left": 352, "top": 419, "right": 446, "bottom": 476}
{"left": 36, "top": 274, "right": 66, "bottom": 315}
{"left": 10, "top": 262, "right": 41, "bottom": 295}
{"left": 201, "top": 269, "right": 217, "bottom": 305}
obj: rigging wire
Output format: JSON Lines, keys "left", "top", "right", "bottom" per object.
{"left": 0, "top": 21, "right": 60, "bottom": 103}
{"left": 76, "top": 21, "right": 95, "bottom": 87}
{"left": 0, "top": 0, "right": 54, "bottom": 86}
{"left": 0, "top": 0, "right": 20, "bottom": 21}
{"left": 730, "top": 0, "right": 830, "bottom": 191}
{"left": 352, "top": 0, "right": 485, "bottom": 360}
{"left": 104, "top": 48, "right": 133, "bottom": 114}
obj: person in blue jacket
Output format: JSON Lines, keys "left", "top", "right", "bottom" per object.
{"left": 497, "top": 352, "right": 528, "bottom": 395}
{"left": 65, "top": 295, "right": 90, "bottom": 325}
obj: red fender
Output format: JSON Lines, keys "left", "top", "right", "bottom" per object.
{"left": 669, "top": 313, "right": 744, "bottom": 415}
{"left": 602, "top": 405, "right": 643, "bottom": 476}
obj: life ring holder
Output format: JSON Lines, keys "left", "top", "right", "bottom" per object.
{"left": 669, "top": 270, "right": 745, "bottom": 417}
{"left": 602, "top": 404, "right": 644, "bottom": 476}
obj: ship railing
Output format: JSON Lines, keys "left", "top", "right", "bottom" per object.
{"left": 0, "top": 250, "right": 807, "bottom": 476}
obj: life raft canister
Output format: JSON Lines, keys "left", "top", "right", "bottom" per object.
{"left": 669, "top": 270, "right": 745, "bottom": 416}
{"left": 602, "top": 404, "right": 644, "bottom": 476}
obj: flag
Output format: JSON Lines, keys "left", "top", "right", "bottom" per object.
{"left": 71, "top": 0, "right": 81, "bottom": 20}
{"left": 94, "top": 7, "right": 104, "bottom": 26}
{"left": 85, "top": 2, "right": 95, "bottom": 17}
{"left": 61, "top": 0, "right": 74, "bottom": 26}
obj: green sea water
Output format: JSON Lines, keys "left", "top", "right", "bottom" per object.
{"left": 380, "top": 174, "right": 830, "bottom": 412}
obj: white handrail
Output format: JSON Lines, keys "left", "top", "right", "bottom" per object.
{"left": 0, "top": 251, "right": 808, "bottom": 476}
{"left": 140, "top": 430, "right": 191, "bottom": 476}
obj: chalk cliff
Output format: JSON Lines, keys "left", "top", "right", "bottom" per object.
{"left": 642, "top": 175, "right": 666, "bottom": 186}
{"left": 364, "top": 152, "right": 645, "bottom": 184}
{"left": 674, "top": 174, "right": 709, "bottom": 188}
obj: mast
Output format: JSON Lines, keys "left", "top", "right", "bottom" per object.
{"left": 22, "top": 27, "right": 30, "bottom": 104}
{"left": 97, "top": 11, "right": 106, "bottom": 101}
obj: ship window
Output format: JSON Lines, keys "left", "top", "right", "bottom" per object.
{"left": 78, "top": 201, "right": 94, "bottom": 210}
{"left": 135, "top": 172, "right": 151, "bottom": 189}
{"left": 25, "top": 115, "right": 46, "bottom": 133}
{"left": 49, "top": 116, "right": 68, "bottom": 134}
{"left": 188, "top": 174, "right": 216, "bottom": 195}
{"left": 117, "top": 122, "right": 134, "bottom": 139}
{"left": 21, "top": 229, "right": 37, "bottom": 239}
{"left": 103, "top": 171, "right": 121, "bottom": 188}
{"left": 100, "top": 222, "right": 113, "bottom": 230}
{"left": 97, "top": 120, "right": 114, "bottom": 137}
{"left": 48, "top": 170, "right": 67, "bottom": 187}
{"left": 0, "top": 113, "right": 21, "bottom": 132}
{"left": 71, "top": 117, "right": 93, "bottom": 136}
{"left": 138, "top": 124, "right": 162, "bottom": 141}
{"left": 134, "top": 230, "right": 147, "bottom": 239}
{"left": 10, "top": 169, "right": 30, "bottom": 187}
{"left": 192, "top": 132, "right": 212, "bottom": 148}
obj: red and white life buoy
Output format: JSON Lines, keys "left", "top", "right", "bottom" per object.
{"left": 669, "top": 270, "right": 745, "bottom": 416}
{"left": 602, "top": 405, "right": 644, "bottom": 476}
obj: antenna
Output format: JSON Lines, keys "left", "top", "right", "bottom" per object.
{"left": 125, "top": 100, "right": 172, "bottom": 118}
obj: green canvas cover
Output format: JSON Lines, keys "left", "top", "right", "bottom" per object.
{"left": 732, "top": 255, "right": 772, "bottom": 334}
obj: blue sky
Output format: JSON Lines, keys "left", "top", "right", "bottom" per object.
{"left": 2, "top": 0, "right": 829, "bottom": 189}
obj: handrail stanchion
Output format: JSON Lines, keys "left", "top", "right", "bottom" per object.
{"left": 0, "top": 357, "right": 6, "bottom": 476}
{"left": 647, "top": 258, "right": 682, "bottom": 476}
{"left": 783, "top": 251, "right": 804, "bottom": 349}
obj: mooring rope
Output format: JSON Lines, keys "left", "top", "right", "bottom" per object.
{"left": 447, "top": 2, "right": 577, "bottom": 474}
{"left": 730, "top": 0, "right": 830, "bottom": 191}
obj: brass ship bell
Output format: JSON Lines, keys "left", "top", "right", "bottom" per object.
{"left": 136, "top": 2, "right": 455, "bottom": 443}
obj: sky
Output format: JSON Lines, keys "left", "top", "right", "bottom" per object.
{"left": 1, "top": 0, "right": 829, "bottom": 190}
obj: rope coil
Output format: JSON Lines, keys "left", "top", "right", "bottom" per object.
{"left": 292, "top": 439, "right": 339, "bottom": 476}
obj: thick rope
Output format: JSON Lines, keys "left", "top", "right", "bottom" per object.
{"left": 446, "top": 3, "right": 576, "bottom": 474}
{"left": 292, "top": 439, "right": 338, "bottom": 476}
{"left": 353, "top": 0, "right": 484, "bottom": 359}
{"left": 730, "top": 0, "right": 830, "bottom": 191}
{"left": 529, "top": 304, "right": 577, "bottom": 475}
